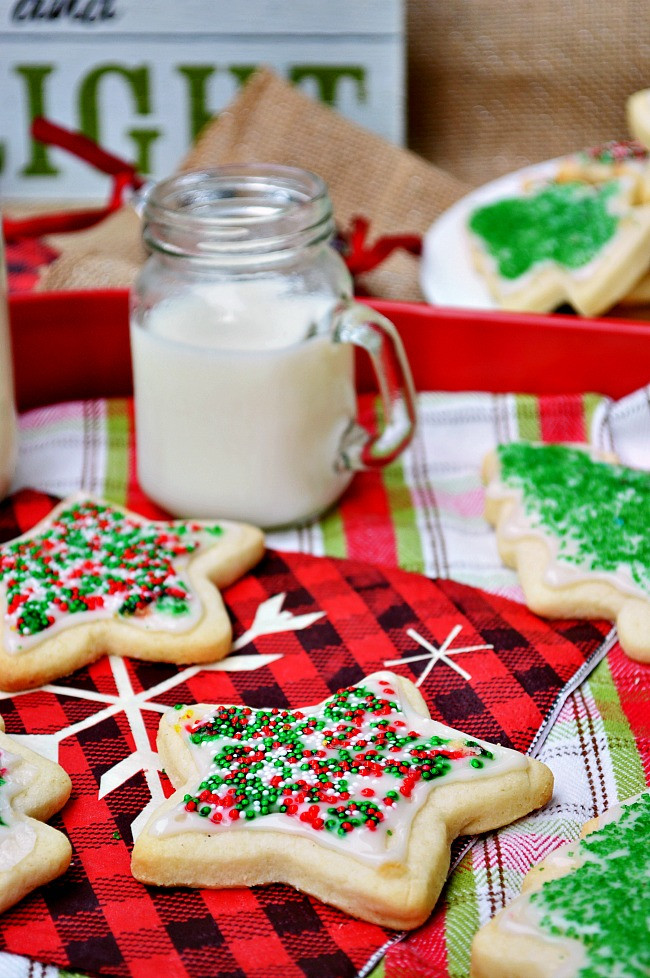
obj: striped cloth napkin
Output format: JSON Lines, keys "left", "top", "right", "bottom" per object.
{"left": 2, "top": 386, "right": 650, "bottom": 978}
{"left": 12, "top": 388, "right": 650, "bottom": 593}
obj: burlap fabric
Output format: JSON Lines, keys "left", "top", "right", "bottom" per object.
{"left": 41, "top": 207, "right": 146, "bottom": 291}
{"left": 407, "top": 0, "right": 650, "bottom": 187}
{"left": 38, "top": 68, "right": 468, "bottom": 301}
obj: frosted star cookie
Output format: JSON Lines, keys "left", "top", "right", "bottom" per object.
{"left": 0, "top": 494, "right": 265, "bottom": 691}
{"left": 466, "top": 169, "right": 650, "bottom": 316}
{"left": 470, "top": 790, "right": 650, "bottom": 978}
{"left": 0, "top": 715, "right": 72, "bottom": 913}
{"left": 131, "top": 671, "right": 553, "bottom": 929}
{"left": 483, "top": 442, "right": 650, "bottom": 662}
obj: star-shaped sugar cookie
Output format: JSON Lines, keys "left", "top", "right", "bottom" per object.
{"left": 470, "top": 791, "right": 650, "bottom": 978}
{"left": 0, "top": 494, "right": 265, "bottom": 691}
{"left": 131, "top": 671, "right": 553, "bottom": 929}
{"left": 0, "top": 715, "right": 72, "bottom": 913}
{"left": 483, "top": 443, "right": 650, "bottom": 662}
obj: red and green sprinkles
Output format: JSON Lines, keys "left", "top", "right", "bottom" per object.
{"left": 174, "top": 677, "right": 497, "bottom": 844}
{"left": 497, "top": 443, "right": 650, "bottom": 594}
{"left": 581, "top": 139, "right": 648, "bottom": 164}
{"left": 0, "top": 498, "right": 224, "bottom": 642}
{"left": 529, "top": 792, "right": 650, "bottom": 977}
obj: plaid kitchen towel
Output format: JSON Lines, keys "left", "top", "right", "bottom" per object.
{"left": 10, "top": 387, "right": 650, "bottom": 593}
{"left": 1, "top": 385, "right": 649, "bottom": 978}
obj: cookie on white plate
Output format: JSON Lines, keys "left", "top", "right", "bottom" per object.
{"left": 466, "top": 168, "right": 650, "bottom": 317}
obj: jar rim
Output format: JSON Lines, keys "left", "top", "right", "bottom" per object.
{"left": 142, "top": 164, "right": 335, "bottom": 257}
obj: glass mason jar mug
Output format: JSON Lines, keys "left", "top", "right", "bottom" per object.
{"left": 130, "top": 164, "right": 417, "bottom": 529}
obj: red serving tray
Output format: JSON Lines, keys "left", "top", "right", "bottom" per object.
{"left": 9, "top": 289, "right": 650, "bottom": 411}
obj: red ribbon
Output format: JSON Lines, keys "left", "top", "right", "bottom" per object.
{"left": 4, "top": 120, "right": 422, "bottom": 283}
{"left": 339, "top": 216, "right": 422, "bottom": 276}
{"left": 3, "top": 117, "right": 144, "bottom": 244}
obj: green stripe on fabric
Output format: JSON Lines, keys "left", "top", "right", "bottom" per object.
{"left": 371, "top": 393, "right": 424, "bottom": 572}
{"left": 583, "top": 392, "right": 604, "bottom": 435}
{"left": 383, "top": 457, "right": 425, "bottom": 574}
{"left": 585, "top": 657, "right": 647, "bottom": 799}
{"left": 366, "top": 960, "right": 385, "bottom": 978}
{"left": 319, "top": 505, "right": 348, "bottom": 558}
{"left": 514, "top": 394, "right": 541, "bottom": 441}
{"left": 103, "top": 399, "right": 130, "bottom": 506}
{"left": 444, "top": 852, "right": 480, "bottom": 978}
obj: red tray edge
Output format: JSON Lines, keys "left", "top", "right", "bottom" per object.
{"left": 8, "top": 289, "right": 650, "bottom": 411}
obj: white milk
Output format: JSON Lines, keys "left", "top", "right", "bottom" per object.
{"left": 130, "top": 281, "right": 356, "bottom": 527}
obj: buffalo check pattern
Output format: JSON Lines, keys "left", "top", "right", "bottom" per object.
{"left": 0, "top": 384, "right": 649, "bottom": 978}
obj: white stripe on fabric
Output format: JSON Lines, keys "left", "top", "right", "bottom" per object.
{"left": 0, "top": 952, "right": 59, "bottom": 978}
{"left": 400, "top": 392, "right": 521, "bottom": 585}
{"left": 591, "top": 382, "right": 650, "bottom": 470}
{"left": 12, "top": 399, "right": 109, "bottom": 499}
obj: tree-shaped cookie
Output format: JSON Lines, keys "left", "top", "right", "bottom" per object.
{"left": 0, "top": 715, "right": 72, "bottom": 913}
{"left": 0, "top": 494, "right": 265, "bottom": 691}
{"left": 131, "top": 671, "right": 553, "bottom": 929}
{"left": 483, "top": 442, "right": 650, "bottom": 662}
{"left": 467, "top": 168, "right": 650, "bottom": 316}
{"left": 470, "top": 790, "right": 650, "bottom": 978}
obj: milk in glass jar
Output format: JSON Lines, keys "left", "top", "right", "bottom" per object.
{"left": 130, "top": 165, "right": 416, "bottom": 529}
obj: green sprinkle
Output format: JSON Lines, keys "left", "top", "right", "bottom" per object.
{"left": 529, "top": 793, "right": 650, "bottom": 977}
{"left": 497, "top": 443, "right": 650, "bottom": 594}
{"left": 468, "top": 180, "right": 619, "bottom": 280}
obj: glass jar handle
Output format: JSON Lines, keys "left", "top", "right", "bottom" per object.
{"left": 332, "top": 300, "right": 417, "bottom": 471}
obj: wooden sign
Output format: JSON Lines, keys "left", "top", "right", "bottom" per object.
{"left": 0, "top": 0, "right": 404, "bottom": 200}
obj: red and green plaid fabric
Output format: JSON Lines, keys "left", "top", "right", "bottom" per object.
{"left": 6, "top": 238, "right": 58, "bottom": 294}
{"left": 0, "top": 494, "right": 614, "bottom": 978}
{"left": 2, "top": 384, "right": 650, "bottom": 978}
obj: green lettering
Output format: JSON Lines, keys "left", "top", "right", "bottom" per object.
{"left": 290, "top": 65, "right": 367, "bottom": 106}
{"left": 127, "top": 127, "right": 161, "bottom": 174}
{"left": 78, "top": 63, "right": 158, "bottom": 168}
{"left": 15, "top": 64, "right": 58, "bottom": 176}
{"left": 176, "top": 64, "right": 256, "bottom": 143}
{"left": 176, "top": 65, "right": 216, "bottom": 143}
{"left": 228, "top": 65, "right": 257, "bottom": 88}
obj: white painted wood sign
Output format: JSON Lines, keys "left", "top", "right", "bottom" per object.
{"left": 0, "top": 0, "right": 404, "bottom": 200}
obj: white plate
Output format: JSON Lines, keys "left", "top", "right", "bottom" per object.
{"left": 420, "top": 157, "right": 566, "bottom": 308}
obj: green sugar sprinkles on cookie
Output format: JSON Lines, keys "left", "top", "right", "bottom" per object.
{"left": 483, "top": 442, "right": 650, "bottom": 662}
{"left": 467, "top": 174, "right": 650, "bottom": 316}
{"left": 470, "top": 791, "right": 650, "bottom": 978}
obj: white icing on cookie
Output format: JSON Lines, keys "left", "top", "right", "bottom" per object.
{"left": 152, "top": 672, "right": 527, "bottom": 867}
